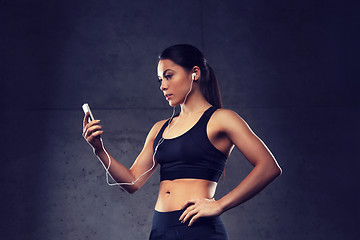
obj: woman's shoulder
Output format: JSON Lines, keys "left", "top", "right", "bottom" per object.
{"left": 147, "top": 117, "right": 171, "bottom": 139}
{"left": 213, "top": 107, "right": 242, "bottom": 120}
{"left": 153, "top": 118, "right": 168, "bottom": 130}
{"left": 149, "top": 118, "right": 166, "bottom": 131}
{"left": 212, "top": 107, "right": 249, "bottom": 131}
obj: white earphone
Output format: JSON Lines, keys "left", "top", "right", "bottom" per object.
{"left": 192, "top": 73, "right": 196, "bottom": 80}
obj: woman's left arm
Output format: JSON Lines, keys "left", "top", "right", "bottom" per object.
{"left": 179, "top": 109, "right": 282, "bottom": 226}
{"left": 216, "top": 109, "right": 282, "bottom": 212}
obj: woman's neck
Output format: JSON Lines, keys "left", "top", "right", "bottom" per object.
{"left": 179, "top": 91, "right": 212, "bottom": 116}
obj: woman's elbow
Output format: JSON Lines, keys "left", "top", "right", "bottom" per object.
{"left": 272, "top": 165, "right": 282, "bottom": 178}
{"left": 275, "top": 166, "right": 282, "bottom": 176}
{"left": 268, "top": 157, "right": 282, "bottom": 177}
{"left": 262, "top": 162, "right": 282, "bottom": 179}
{"left": 124, "top": 185, "right": 140, "bottom": 194}
{"left": 127, "top": 189, "right": 137, "bottom": 194}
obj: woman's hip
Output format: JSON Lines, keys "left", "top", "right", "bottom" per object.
{"left": 149, "top": 209, "right": 228, "bottom": 240}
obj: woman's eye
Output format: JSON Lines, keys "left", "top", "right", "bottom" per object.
{"left": 158, "top": 74, "right": 172, "bottom": 84}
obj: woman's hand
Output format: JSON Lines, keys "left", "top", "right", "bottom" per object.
{"left": 179, "top": 198, "right": 224, "bottom": 226}
{"left": 82, "top": 112, "right": 104, "bottom": 151}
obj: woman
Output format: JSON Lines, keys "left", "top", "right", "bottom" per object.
{"left": 82, "top": 44, "right": 282, "bottom": 239}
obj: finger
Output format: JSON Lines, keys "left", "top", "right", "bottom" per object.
{"left": 181, "top": 206, "right": 197, "bottom": 222}
{"left": 83, "top": 128, "right": 88, "bottom": 138}
{"left": 87, "top": 125, "right": 103, "bottom": 135}
{"left": 188, "top": 213, "right": 201, "bottom": 227}
{"left": 83, "top": 112, "right": 90, "bottom": 128}
{"left": 83, "top": 120, "right": 101, "bottom": 135}
{"left": 83, "top": 124, "right": 96, "bottom": 138}
{"left": 85, "top": 125, "right": 103, "bottom": 139}
{"left": 87, "top": 119, "right": 101, "bottom": 129}
{"left": 182, "top": 209, "right": 198, "bottom": 224}
{"left": 85, "top": 125, "right": 103, "bottom": 137}
{"left": 87, "top": 130, "right": 104, "bottom": 142}
{"left": 181, "top": 199, "right": 196, "bottom": 210}
{"left": 179, "top": 204, "right": 196, "bottom": 221}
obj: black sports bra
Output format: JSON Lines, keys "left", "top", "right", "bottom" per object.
{"left": 153, "top": 106, "right": 227, "bottom": 182}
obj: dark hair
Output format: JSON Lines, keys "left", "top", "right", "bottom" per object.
{"left": 158, "top": 44, "right": 223, "bottom": 108}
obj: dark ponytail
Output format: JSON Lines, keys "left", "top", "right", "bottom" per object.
{"left": 159, "top": 44, "right": 223, "bottom": 108}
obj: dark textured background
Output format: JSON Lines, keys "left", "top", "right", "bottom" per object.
{"left": 1, "top": 0, "right": 358, "bottom": 239}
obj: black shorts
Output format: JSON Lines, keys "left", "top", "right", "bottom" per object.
{"left": 149, "top": 209, "right": 228, "bottom": 240}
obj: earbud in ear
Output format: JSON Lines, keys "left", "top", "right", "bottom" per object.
{"left": 192, "top": 73, "right": 196, "bottom": 80}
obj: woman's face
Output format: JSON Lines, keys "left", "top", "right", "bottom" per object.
{"left": 157, "top": 59, "right": 193, "bottom": 107}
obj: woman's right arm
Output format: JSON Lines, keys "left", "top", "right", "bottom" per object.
{"left": 82, "top": 112, "right": 165, "bottom": 194}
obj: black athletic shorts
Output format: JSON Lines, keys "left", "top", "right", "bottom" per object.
{"left": 149, "top": 209, "right": 228, "bottom": 240}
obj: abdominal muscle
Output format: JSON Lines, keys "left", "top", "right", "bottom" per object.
{"left": 154, "top": 178, "right": 218, "bottom": 212}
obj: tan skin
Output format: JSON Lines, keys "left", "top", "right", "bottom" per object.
{"left": 83, "top": 59, "right": 282, "bottom": 227}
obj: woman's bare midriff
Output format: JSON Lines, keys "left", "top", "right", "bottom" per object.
{"left": 154, "top": 178, "right": 218, "bottom": 212}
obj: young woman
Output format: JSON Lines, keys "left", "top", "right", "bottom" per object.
{"left": 82, "top": 44, "right": 282, "bottom": 239}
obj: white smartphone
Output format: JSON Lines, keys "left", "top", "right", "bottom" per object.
{"left": 82, "top": 103, "right": 95, "bottom": 123}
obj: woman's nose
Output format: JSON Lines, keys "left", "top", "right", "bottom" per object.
{"left": 160, "top": 81, "right": 168, "bottom": 91}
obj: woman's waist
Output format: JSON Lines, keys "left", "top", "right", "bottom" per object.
{"left": 159, "top": 178, "right": 217, "bottom": 194}
{"left": 155, "top": 178, "right": 217, "bottom": 212}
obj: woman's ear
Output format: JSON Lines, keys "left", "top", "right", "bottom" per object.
{"left": 192, "top": 66, "right": 201, "bottom": 82}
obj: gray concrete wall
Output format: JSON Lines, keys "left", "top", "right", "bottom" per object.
{"left": 1, "top": 0, "right": 358, "bottom": 239}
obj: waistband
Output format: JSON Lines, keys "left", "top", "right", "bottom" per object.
{"left": 153, "top": 209, "right": 184, "bottom": 227}
{"left": 152, "top": 209, "right": 222, "bottom": 228}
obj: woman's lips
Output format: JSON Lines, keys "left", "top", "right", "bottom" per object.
{"left": 165, "top": 94, "right": 173, "bottom": 100}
